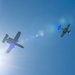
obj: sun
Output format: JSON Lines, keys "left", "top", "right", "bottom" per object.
{"left": 0, "top": 44, "right": 25, "bottom": 75}
{"left": 0, "top": 47, "right": 14, "bottom": 75}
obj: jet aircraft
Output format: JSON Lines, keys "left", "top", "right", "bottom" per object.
{"left": 2, "top": 31, "right": 24, "bottom": 53}
{"left": 58, "top": 24, "right": 71, "bottom": 37}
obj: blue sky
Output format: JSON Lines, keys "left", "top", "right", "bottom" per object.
{"left": 0, "top": 0, "right": 75, "bottom": 75}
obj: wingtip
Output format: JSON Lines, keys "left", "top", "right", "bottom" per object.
{"left": 6, "top": 51, "right": 9, "bottom": 53}
{"left": 22, "top": 46, "right": 24, "bottom": 48}
{"left": 18, "top": 31, "right": 21, "bottom": 33}
{"left": 6, "top": 49, "right": 11, "bottom": 53}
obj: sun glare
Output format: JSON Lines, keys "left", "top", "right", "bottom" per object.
{"left": 0, "top": 47, "right": 14, "bottom": 74}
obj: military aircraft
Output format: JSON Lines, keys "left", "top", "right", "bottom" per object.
{"left": 58, "top": 24, "right": 71, "bottom": 37}
{"left": 2, "top": 31, "right": 24, "bottom": 53}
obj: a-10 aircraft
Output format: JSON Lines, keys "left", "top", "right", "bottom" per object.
{"left": 58, "top": 24, "right": 71, "bottom": 37}
{"left": 2, "top": 31, "right": 24, "bottom": 53}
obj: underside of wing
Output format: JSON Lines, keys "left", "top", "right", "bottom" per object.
{"left": 14, "top": 32, "right": 21, "bottom": 42}
{"left": 61, "top": 32, "right": 65, "bottom": 37}
{"left": 16, "top": 43, "right": 24, "bottom": 48}
{"left": 6, "top": 44, "right": 14, "bottom": 53}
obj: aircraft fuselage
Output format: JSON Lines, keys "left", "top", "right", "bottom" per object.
{"left": 6, "top": 37, "right": 24, "bottom": 48}
{"left": 63, "top": 24, "right": 70, "bottom": 33}
{"left": 7, "top": 37, "right": 14, "bottom": 43}
{"left": 63, "top": 28, "right": 68, "bottom": 33}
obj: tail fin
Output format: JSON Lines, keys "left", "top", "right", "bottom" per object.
{"left": 2, "top": 34, "right": 9, "bottom": 43}
{"left": 58, "top": 25, "right": 61, "bottom": 30}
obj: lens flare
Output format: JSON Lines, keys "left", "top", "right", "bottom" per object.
{"left": 35, "top": 34, "right": 39, "bottom": 37}
{"left": 0, "top": 49, "right": 14, "bottom": 74}
{"left": 59, "top": 18, "right": 66, "bottom": 24}
{"left": 38, "top": 30, "right": 44, "bottom": 37}
{"left": 46, "top": 24, "right": 55, "bottom": 33}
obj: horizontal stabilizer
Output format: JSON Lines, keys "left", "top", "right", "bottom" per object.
{"left": 2, "top": 34, "right": 9, "bottom": 43}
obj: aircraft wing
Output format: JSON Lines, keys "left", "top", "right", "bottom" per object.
{"left": 61, "top": 24, "right": 70, "bottom": 37}
{"left": 61, "top": 32, "right": 66, "bottom": 37}
{"left": 6, "top": 44, "right": 14, "bottom": 53}
{"left": 13, "top": 31, "right": 21, "bottom": 42}
{"left": 16, "top": 43, "right": 24, "bottom": 48}
{"left": 65, "top": 24, "right": 70, "bottom": 30}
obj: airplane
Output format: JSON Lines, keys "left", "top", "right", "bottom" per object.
{"left": 2, "top": 31, "right": 24, "bottom": 53}
{"left": 58, "top": 24, "right": 71, "bottom": 37}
